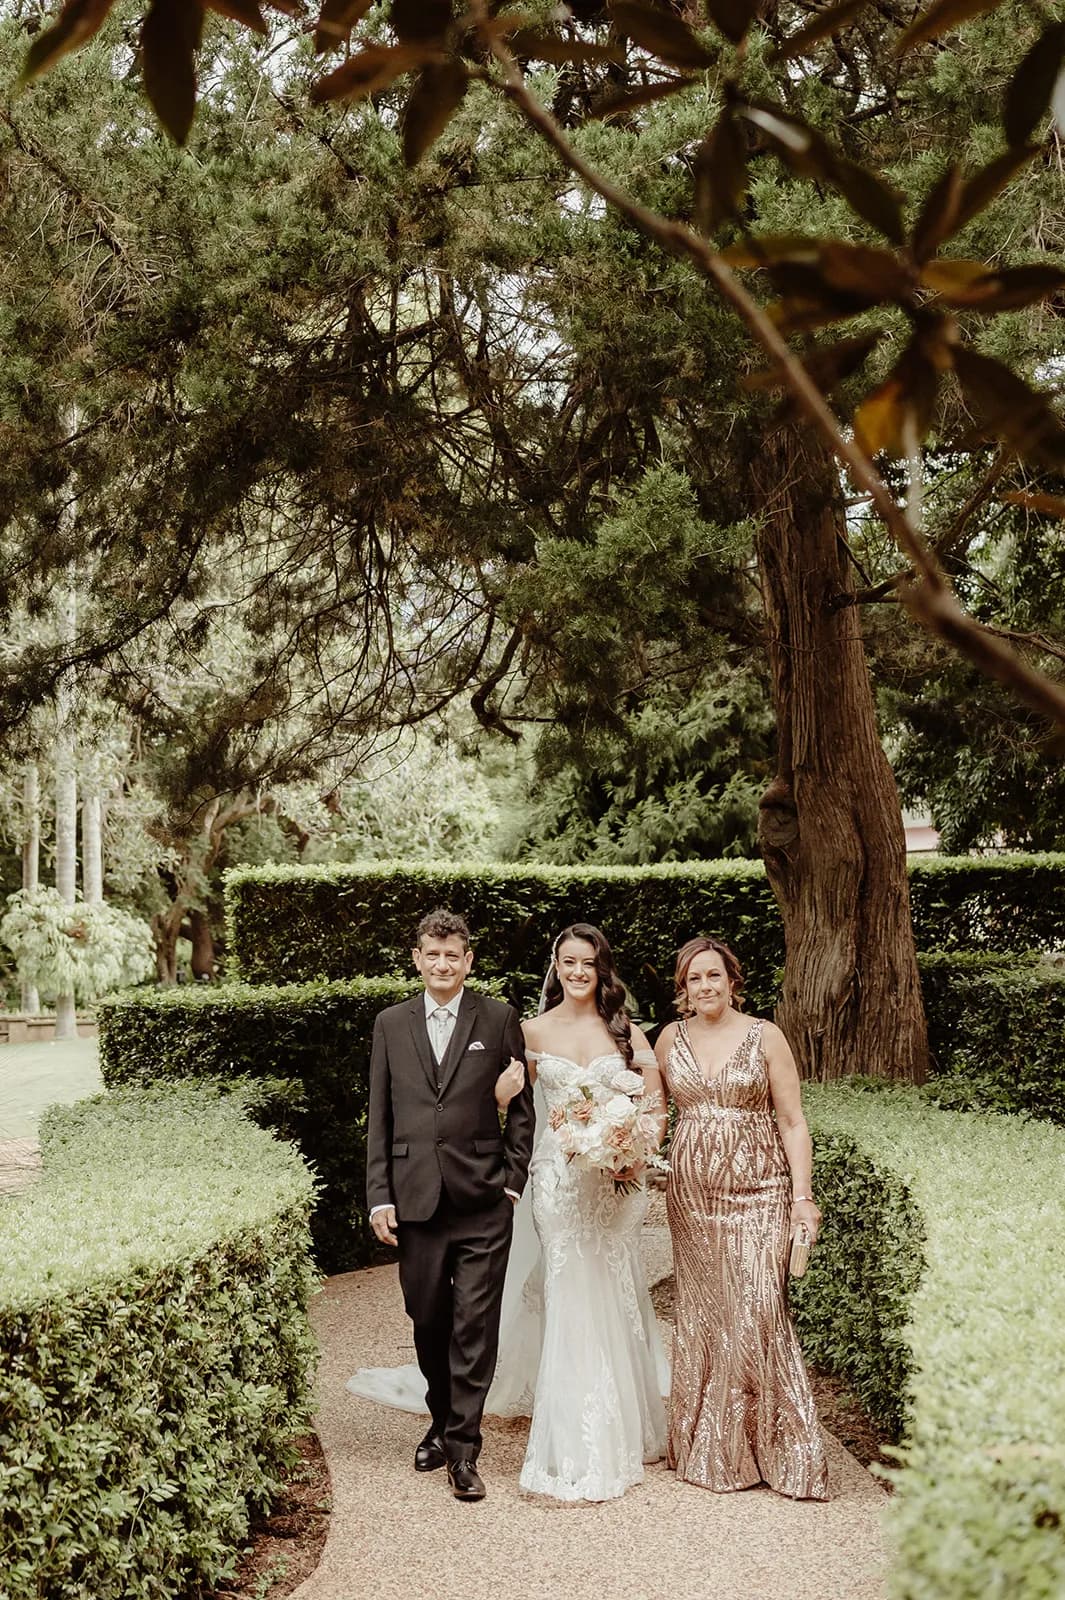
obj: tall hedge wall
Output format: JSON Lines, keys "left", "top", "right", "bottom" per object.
{"left": 0, "top": 1087, "right": 317, "bottom": 1600}
{"left": 98, "top": 977, "right": 418, "bottom": 1273}
{"left": 224, "top": 855, "right": 1065, "bottom": 1014}
{"left": 803, "top": 1086, "right": 1065, "bottom": 1600}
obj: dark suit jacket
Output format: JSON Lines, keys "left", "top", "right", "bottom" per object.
{"left": 366, "top": 989, "right": 536, "bottom": 1223}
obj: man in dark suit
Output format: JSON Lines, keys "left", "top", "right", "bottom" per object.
{"left": 366, "top": 907, "right": 535, "bottom": 1501}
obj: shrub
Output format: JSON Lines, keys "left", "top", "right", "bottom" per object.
{"left": 97, "top": 978, "right": 418, "bottom": 1273}
{"left": 918, "top": 951, "right": 1065, "bottom": 1121}
{"left": 0, "top": 886, "right": 155, "bottom": 1001}
{"left": 802, "top": 1085, "right": 1065, "bottom": 1600}
{"left": 223, "top": 855, "right": 1065, "bottom": 1011}
{"left": 0, "top": 1086, "right": 317, "bottom": 1600}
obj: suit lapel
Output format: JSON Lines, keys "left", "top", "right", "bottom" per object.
{"left": 438, "top": 990, "right": 478, "bottom": 1097}
{"left": 407, "top": 997, "right": 438, "bottom": 1093}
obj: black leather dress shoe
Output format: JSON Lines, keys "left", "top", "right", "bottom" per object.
{"left": 414, "top": 1431, "right": 446, "bottom": 1473}
{"left": 447, "top": 1459, "right": 486, "bottom": 1501}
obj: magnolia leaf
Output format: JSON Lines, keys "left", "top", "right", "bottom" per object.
{"left": 919, "top": 257, "right": 993, "bottom": 294}
{"left": 772, "top": 0, "right": 865, "bottom": 62}
{"left": 911, "top": 164, "right": 964, "bottom": 264}
{"left": 818, "top": 241, "right": 910, "bottom": 300}
{"left": 694, "top": 109, "right": 748, "bottom": 233}
{"left": 702, "top": 0, "right": 760, "bottom": 48}
{"left": 1000, "top": 491, "right": 1065, "bottom": 518}
{"left": 588, "top": 77, "right": 692, "bottom": 121}
{"left": 721, "top": 234, "right": 820, "bottom": 267}
{"left": 954, "top": 145, "right": 1040, "bottom": 233}
{"left": 402, "top": 59, "right": 468, "bottom": 167}
{"left": 742, "top": 331, "right": 881, "bottom": 394}
{"left": 204, "top": 0, "right": 267, "bottom": 30}
{"left": 392, "top": 0, "right": 452, "bottom": 45}
{"left": 766, "top": 259, "right": 880, "bottom": 334}
{"left": 141, "top": 0, "right": 202, "bottom": 146}
{"left": 831, "top": 159, "right": 905, "bottom": 245}
{"left": 508, "top": 30, "right": 622, "bottom": 65}
{"left": 314, "top": 0, "right": 374, "bottom": 54}
{"left": 1003, "top": 22, "right": 1065, "bottom": 147}
{"left": 854, "top": 337, "right": 940, "bottom": 457}
{"left": 311, "top": 44, "right": 434, "bottom": 104}
{"left": 897, "top": 0, "right": 1000, "bottom": 53}
{"left": 955, "top": 347, "right": 1065, "bottom": 470}
{"left": 22, "top": 0, "right": 117, "bottom": 81}
{"left": 933, "top": 264, "right": 1065, "bottom": 312}
{"left": 609, "top": 1, "right": 716, "bottom": 69}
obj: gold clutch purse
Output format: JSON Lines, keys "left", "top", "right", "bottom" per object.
{"left": 789, "top": 1221, "right": 813, "bottom": 1278}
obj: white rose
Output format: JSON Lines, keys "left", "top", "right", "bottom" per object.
{"left": 610, "top": 1068, "right": 644, "bottom": 1096}
{"left": 601, "top": 1094, "right": 637, "bottom": 1126}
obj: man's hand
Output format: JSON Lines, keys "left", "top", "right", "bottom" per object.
{"left": 371, "top": 1205, "right": 399, "bottom": 1247}
{"left": 494, "top": 1057, "right": 525, "bottom": 1109}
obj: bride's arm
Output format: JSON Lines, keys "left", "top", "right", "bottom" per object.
{"left": 494, "top": 1019, "right": 538, "bottom": 1108}
{"left": 632, "top": 1023, "right": 667, "bottom": 1148}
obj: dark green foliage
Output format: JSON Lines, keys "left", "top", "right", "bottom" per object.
{"left": 223, "top": 859, "right": 784, "bottom": 1019}
{"left": 919, "top": 950, "right": 1065, "bottom": 1120}
{"left": 0, "top": 1088, "right": 317, "bottom": 1600}
{"left": 98, "top": 978, "right": 419, "bottom": 1272}
{"left": 791, "top": 1130, "right": 924, "bottom": 1439}
{"left": 225, "top": 855, "right": 1065, "bottom": 1011}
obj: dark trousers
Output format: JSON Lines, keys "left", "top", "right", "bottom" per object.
{"left": 397, "top": 1191, "right": 513, "bottom": 1461}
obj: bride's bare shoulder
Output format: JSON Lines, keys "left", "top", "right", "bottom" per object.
{"left": 521, "top": 1014, "right": 547, "bottom": 1047}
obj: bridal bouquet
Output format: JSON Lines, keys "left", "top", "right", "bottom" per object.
{"left": 549, "top": 1065, "right": 667, "bottom": 1193}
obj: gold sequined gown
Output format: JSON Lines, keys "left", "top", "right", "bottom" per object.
{"left": 665, "top": 1018, "right": 830, "bottom": 1499}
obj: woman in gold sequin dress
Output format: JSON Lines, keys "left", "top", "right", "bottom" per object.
{"left": 654, "top": 936, "right": 830, "bottom": 1500}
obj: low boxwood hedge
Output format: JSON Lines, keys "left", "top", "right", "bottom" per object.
{"left": 223, "top": 855, "right": 1065, "bottom": 1006}
{"left": 98, "top": 978, "right": 418, "bottom": 1274}
{"left": 0, "top": 1086, "right": 317, "bottom": 1600}
{"left": 802, "top": 1085, "right": 1065, "bottom": 1600}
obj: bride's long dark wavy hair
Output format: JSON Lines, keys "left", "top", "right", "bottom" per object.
{"left": 540, "top": 923, "right": 634, "bottom": 1066}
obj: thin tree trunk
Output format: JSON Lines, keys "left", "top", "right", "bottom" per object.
{"left": 21, "top": 763, "right": 41, "bottom": 1015}
{"left": 751, "top": 423, "right": 928, "bottom": 1083}
{"left": 188, "top": 909, "right": 216, "bottom": 981}
{"left": 54, "top": 592, "right": 78, "bottom": 1041}
{"left": 82, "top": 789, "right": 103, "bottom": 904}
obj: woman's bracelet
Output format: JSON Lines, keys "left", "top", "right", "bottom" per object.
{"left": 792, "top": 1194, "right": 816, "bottom": 1204}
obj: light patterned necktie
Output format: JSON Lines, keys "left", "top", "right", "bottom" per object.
{"left": 429, "top": 1005, "right": 453, "bottom": 1064}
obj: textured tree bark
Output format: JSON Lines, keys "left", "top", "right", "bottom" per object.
{"left": 54, "top": 582, "right": 79, "bottom": 1041}
{"left": 189, "top": 909, "right": 216, "bottom": 980}
{"left": 82, "top": 789, "right": 103, "bottom": 905}
{"left": 21, "top": 763, "right": 41, "bottom": 1015}
{"left": 752, "top": 423, "right": 928, "bottom": 1083}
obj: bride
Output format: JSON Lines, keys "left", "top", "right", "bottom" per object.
{"left": 349, "top": 922, "right": 670, "bottom": 1502}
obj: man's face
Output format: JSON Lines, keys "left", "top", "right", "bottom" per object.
{"left": 412, "top": 934, "right": 473, "bottom": 1003}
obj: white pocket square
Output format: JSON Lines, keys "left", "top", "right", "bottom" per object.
{"left": 467, "top": 1040, "right": 486, "bottom": 1051}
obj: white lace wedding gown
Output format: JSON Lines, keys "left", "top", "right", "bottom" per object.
{"left": 347, "top": 1047, "right": 669, "bottom": 1502}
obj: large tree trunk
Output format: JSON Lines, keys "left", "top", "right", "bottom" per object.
{"left": 751, "top": 423, "right": 928, "bottom": 1083}
{"left": 21, "top": 763, "right": 41, "bottom": 1015}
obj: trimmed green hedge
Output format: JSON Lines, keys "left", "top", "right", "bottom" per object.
{"left": 98, "top": 978, "right": 418, "bottom": 1274}
{"left": 224, "top": 859, "right": 783, "bottom": 1015}
{"left": 803, "top": 1086, "right": 1065, "bottom": 1600}
{"left": 0, "top": 1086, "right": 317, "bottom": 1600}
{"left": 919, "top": 952, "right": 1065, "bottom": 1120}
{"left": 224, "top": 855, "right": 1065, "bottom": 1009}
